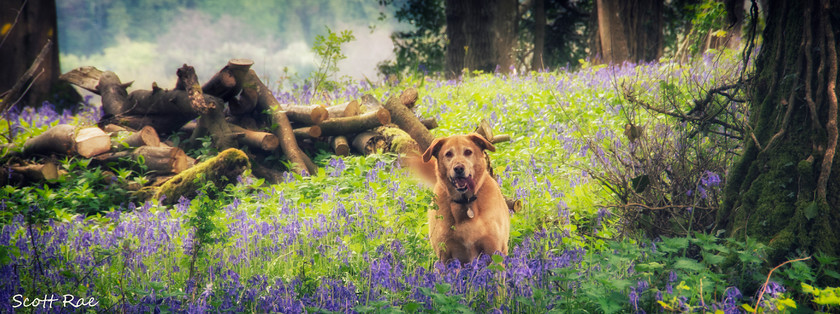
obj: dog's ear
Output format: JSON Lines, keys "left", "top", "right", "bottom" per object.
{"left": 422, "top": 137, "right": 446, "bottom": 162}
{"left": 468, "top": 133, "right": 496, "bottom": 152}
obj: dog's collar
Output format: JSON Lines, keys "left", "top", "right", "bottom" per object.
{"left": 452, "top": 194, "right": 477, "bottom": 205}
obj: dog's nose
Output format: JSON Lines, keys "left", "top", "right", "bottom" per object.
{"left": 454, "top": 165, "right": 465, "bottom": 175}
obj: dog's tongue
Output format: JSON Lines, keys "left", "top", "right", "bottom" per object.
{"left": 454, "top": 177, "right": 470, "bottom": 190}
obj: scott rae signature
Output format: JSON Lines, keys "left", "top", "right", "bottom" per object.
{"left": 11, "top": 294, "right": 98, "bottom": 309}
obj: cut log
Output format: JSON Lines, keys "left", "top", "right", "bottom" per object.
{"left": 23, "top": 124, "right": 76, "bottom": 156}
{"left": 101, "top": 88, "right": 203, "bottom": 134}
{"left": 150, "top": 148, "right": 250, "bottom": 205}
{"left": 241, "top": 69, "right": 317, "bottom": 175}
{"left": 60, "top": 66, "right": 133, "bottom": 94}
{"left": 247, "top": 152, "right": 284, "bottom": 184}
{"left": 202, "top": 58, "right": 254, "bottom": 103}
{"left": 282, "top": 104, "right": 329, "bottom": 125}
{"left": 95, "top": 146, "right": 190, "bottom": 174}
{"left": 101, "top": 114, "right": 193, "bottom": 136}
{"left": 228, "top": 123, "right": 279, "bottom": 151}
{"left": 10, "top": 162, "right": 59, "bottom": 182}
{"left": 473, "top": 119, "right": 510, "bottom": 144}
{"left": 506, "top": 198, "right": 522, "bottom": 213}
{"left": 326, "top": 100, "right": 361, "bottom": 118}
{"left": 122, "top": 125, "right": 161, "bottom": 148}
{"left": 293, "top": 126, "right": 321, "bottom": 140}
{"left": 103, "top": 124, "right": 131, "bottom": 133}
{"left": 189, "top": 93, "right": 235, "bottom": 150}
{"left": 98, "top": 71, "right": 130, "bottom": 117}
{"left": 382, "top": 94, "right": 434, "bottom": 151}
{"left": 352, "top": 131, "right": 388, "bottom": 155}
{"left": 400, "top": 88, "right": 419, "bottom": 110}
{"left": 491, "top": 134, "right": 511, "bottom": 143}
{"left": 330, "top": 136, "right": 350, "bottom": 156}
{"left": 75, "top": 127, "right": 111, "bottom": 158}
{"left": 317, "top": 108, "right": 391, "bottom": 137}
{"left": 420, "top": 117, "right": 438, "bottom": 130}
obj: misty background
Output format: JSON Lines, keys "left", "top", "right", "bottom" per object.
{"left": 57, "top": 1, "right": 403, "bottom": 91}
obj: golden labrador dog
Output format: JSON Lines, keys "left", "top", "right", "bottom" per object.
{"left": 420, "top": 133, "right": 510, "bottom": 264}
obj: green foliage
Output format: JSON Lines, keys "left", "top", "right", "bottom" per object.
{"left": 311, "top": 27, "right": 356, "bottom": 94}
{"left": 377, "top": 0, "right": 447, "bottom": 77}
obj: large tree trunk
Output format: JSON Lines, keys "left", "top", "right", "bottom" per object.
{"left": 590, "top": 0, "right": 663, "bottom": 64}
{"left": 531, "top": 0, "right": 546, "bottom": 71}
{"left": 0, "top": 0, "right": 79, "bottom": 108}
{"left": 444, "top": 0, "right": 517, "bottom": 78}
{"left": 720, "top": 0, "right": 840, "bottom": 264}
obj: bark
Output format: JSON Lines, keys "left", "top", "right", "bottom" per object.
{"left": 352, "top": 131, "right": 388, "bottom": 155}
{"left": 241, "top": 69, "right": 317, "bottom": 175}
{"left": 0, "top": 0, "right": 79, "bottom": 108}
{"left": 150, "top": 148, "right": 250, "bottom": 205}
{"left": 60, "top": 66, "right": 131, "bottom": 94}
{"left": 175, "top": 65, "right": 212, "bottom": 115}
{"left": 590, "top": 0, "right": 663, "bottom": 64}
{"left": 444, "top": 0, "right": 517, "bottom": 77}
{"left": 330, "top": 136, "right": 351, "bottom": 156}
{"left": 382, "top": 95, "right": 435, "bottom": 151}
{"left": 532, "top": 0, "right": 546, "bottom": 70}
{"left": 189, "top": 94, "right": 236, "bottom": 150}
{"left": 22, "top": 124, "right": 75, "bottom": 156}
{"left": 474, "top": 119, "right": 511, "bottom": 144}
{"left": 316, "top": 109, "right": 391, "bottom": 137}
{"left": 74, "top": 127, "right": 110, "bottom": 158}
{"left": 228, "top": 123, "right": 279, "bottom": 152}
{"left": 720, "top": 0, "right": 840, "bottom": 264}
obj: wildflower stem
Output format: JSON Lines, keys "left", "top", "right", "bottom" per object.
{"left": 753, "top": 256, "right": 811, "bottom": 313}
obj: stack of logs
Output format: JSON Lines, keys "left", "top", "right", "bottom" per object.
{"left": 3, "top": 59, "right": 516, "bottom": 210}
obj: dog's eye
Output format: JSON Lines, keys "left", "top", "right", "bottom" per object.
{"left": 464, "top": 149, "right": 473, "bottom": 156}
{"left": 445, "top": 151, "right": 454, "bottom": 158}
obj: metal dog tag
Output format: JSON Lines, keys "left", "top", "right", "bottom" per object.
{"left": 467, "top": 207, "right": 475, "bottom": 219}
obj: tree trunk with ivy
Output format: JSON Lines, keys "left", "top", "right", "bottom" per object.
{"left": 719, "top": 0, "right": 840, "bottom": 264}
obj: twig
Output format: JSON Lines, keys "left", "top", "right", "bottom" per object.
{"left": 0, "top": 0, "right": 27, "bottom": 49}
{"left": 753, "top": 256, "right": 811, "bottom": 314}
{"left": 594, "top": 203, "right": 713, "bottom": 211}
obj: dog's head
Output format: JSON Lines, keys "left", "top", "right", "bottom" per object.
{"left": 422, "top": 133, "right": 495, "bottom": 195}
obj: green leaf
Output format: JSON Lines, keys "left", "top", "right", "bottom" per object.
{"left": 804, "top": 201, "right": 819, "bottom": 220}
{"left": 673, "top": 258, "right": 705, "bottom": 272}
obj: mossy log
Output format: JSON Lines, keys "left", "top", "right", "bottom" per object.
{"left": 241, "top": 69, "right": 317, "bottom": 175}
{"left": 151, "top": 148, "right": 250, "bottom": 205}
{"left": 316, "top": 108, "right": 391, "bottom": 137}
{"left": 373, "top": 124, "right": 420, "bottom": 155}
{"left": 382, "top": 94, "right": 434, "bottom": 151}
{"left": 282, "top": 104, "right": 329, "bottom": 125}
{"left": 23, "top": 124, "right": 76, "bottom": 156}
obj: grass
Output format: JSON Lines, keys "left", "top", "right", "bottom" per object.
{"left": 1, "top": 52, "right": 838, "bottom": 313}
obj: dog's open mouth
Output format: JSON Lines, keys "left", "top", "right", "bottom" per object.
{"left": 450, "top": 175, "right": 474, "bottom": 192}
